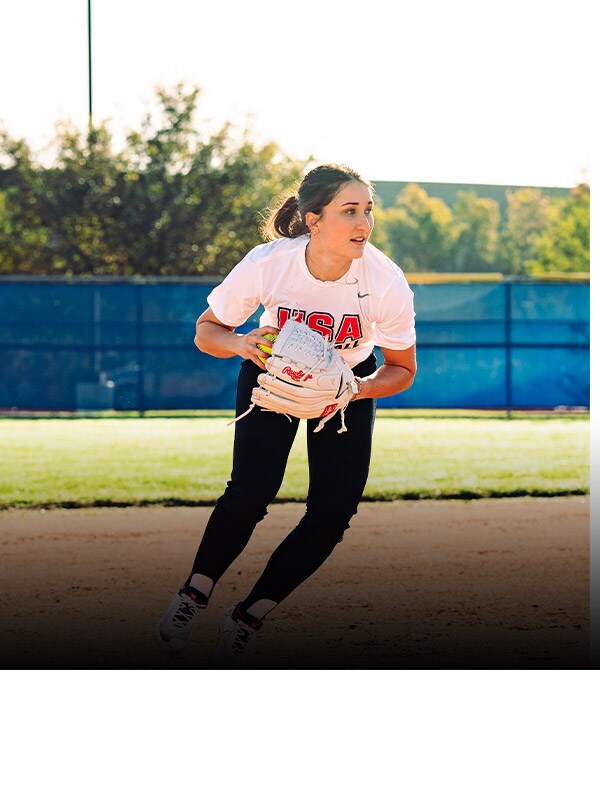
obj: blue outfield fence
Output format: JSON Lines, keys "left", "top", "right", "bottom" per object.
{"left": 0, "top": 277, "right": 589, "bottom": 411}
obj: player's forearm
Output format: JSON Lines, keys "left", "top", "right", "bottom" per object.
{"left": 357, "top": 364, "right": 415, "bottom": 400}
{"left": 194, "top": 321, "right": 242, "bottom": 359}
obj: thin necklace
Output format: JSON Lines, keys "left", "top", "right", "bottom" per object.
{"left": 305, "top": 243, "right": 351, "bottom": 283}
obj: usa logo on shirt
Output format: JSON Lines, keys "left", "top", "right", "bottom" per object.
{"left": 277, "top": 308, "right": 363, "bottom": 350}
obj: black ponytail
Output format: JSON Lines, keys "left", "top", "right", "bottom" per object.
{"left": 262, "top": 194, "right": 309, "bottom": 240}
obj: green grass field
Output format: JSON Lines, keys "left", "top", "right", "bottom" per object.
{"left": 0, "top": 412, "right": 588, "bottom": 508}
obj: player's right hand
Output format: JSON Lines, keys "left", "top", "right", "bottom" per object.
{"left": 236, "top": 326, "right": 280, "bottom": 369}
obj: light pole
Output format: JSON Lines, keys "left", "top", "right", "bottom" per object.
{"left": 88, "top": 0, "right": 93, "bottom": 128}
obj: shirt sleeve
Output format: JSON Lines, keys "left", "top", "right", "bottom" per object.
{"left": 372, "top": 270, "right": 416, "bottom": 350}
{"left": 206, "top": 248, "right": 261, "bottom": 327}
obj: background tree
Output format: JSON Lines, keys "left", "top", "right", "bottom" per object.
{"left": 373, "top": 183, "right": 456, "bottom": 271}
{"left": 495, "top": 188, "right": 555, "bottom": 275}
{"left": 0, "top": 93, "right": 589, "bottom": 278}
{"left": 451, "top": 191, "right": 500, "bottom": 272}
{"left": 372, "top": 182, "right": 588, "bottom": 276}
{"left": 527, "top": 183, "right": 590, "bottom": 274}
{"left": 0, "top": 83, "right": 307, "bottom": 276}
{"left": 0, "top": 136, "right": 55, "bottom": 273}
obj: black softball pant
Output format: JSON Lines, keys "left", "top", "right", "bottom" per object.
{"left": 187, "top": 353, "right": 377, "bottom": 606}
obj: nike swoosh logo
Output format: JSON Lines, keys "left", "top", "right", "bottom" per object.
{"left": 358, "top": 292, "right": 370, "bottom": 298}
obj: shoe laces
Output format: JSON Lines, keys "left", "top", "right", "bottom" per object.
{"left": 229, "top": 605, "right": 262, "bottom": 656}
{"left": 230, "top": 622, "right": 257, "bottom": 656}
{"left": 172, "top": 593, "right": 202, "bottom": 629}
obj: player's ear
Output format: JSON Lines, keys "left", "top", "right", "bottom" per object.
{"left": 305, "top": 211, "right": 320, "bottom": 234}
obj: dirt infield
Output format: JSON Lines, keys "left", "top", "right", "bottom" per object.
{"left": 0, "top": 497, "right": 589, "bottom": 669}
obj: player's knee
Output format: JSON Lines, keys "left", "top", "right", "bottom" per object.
{"left": 228, "top": 470, "right": 283, "bottom": 509}
{"left": 218, "top": 484, "right": 270, "bottom": 525}
{"left": 301, "top": 511, "right": 353, "bottom": 547}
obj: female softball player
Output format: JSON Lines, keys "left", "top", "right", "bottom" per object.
{"left": 156, "top": 163, "right": 416, "bottom": 666}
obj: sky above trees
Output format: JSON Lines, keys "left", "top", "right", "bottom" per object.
{"left": 0, "top": 0, "right": 591, "bottom": 187}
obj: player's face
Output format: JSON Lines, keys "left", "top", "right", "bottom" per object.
{"left": 313, "top": 181, "right": 374, "bottom": 259}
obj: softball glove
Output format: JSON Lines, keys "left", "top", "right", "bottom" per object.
{"left": 233, "top": 319, "right": 360, "bottom": 433}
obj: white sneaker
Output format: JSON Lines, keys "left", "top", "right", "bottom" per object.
{"left": 213, "top": 604, "right": 263, "bottom": 668}
{"left": 155, "top": 586, "right": 208, "bottom": 655}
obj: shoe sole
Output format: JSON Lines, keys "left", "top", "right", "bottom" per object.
{"left": 154, "top": 622, "right": 188, "bottom": 655}
{"left": 211, "top": 619, "right": 228, "bottom": 667}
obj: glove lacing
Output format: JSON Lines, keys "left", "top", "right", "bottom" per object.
{"left": 310, "top": 339, "right": 358, "bottom": 434}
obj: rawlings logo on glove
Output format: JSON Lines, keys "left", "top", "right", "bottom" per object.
{"left": 282, "top": 366, "right": 313, "bottom": 382}
{"left": 230, "top": 319, "right": 360, "bottom": 434}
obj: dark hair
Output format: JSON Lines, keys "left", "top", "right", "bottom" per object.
{"left": 262, "top": 163, "right": 373, "bottom": 240}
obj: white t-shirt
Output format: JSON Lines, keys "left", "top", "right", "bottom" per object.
{"left": 206, "top": 235, "right": 416, "bottom": 369}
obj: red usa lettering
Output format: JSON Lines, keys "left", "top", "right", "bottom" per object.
{"left": 277, "top": 307, "right": 362, "bottom": 345}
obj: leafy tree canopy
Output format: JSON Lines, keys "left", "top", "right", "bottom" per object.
{"left": 0, "top": 88, "right": 589, "bottom": 277}
{"left": 0, "top": 83, "right": 307, "bottom": 276}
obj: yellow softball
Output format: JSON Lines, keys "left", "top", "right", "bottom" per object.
{"left": 258, "top": 332, "right": 278, "bottom": 363}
